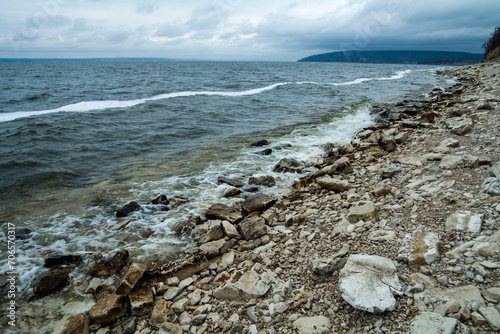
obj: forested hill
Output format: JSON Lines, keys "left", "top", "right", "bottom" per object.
{"left": 297, "top": 50, "right": 483, "bottom": 65}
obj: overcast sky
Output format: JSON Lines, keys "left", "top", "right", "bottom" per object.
{"left": 0, "top": 0, "right": 498, "bottom": 61}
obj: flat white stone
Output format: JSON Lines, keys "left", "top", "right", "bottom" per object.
{"left": 293, "top": 316, "right": 331, "bottom": 334}
{"left": 410, "top": 312, "right": 457, "bottom": 334}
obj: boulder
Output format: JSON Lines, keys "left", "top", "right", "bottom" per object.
{"left": 151, "top": 194, "right": 170, "bottom": 205}
{"left": 346, "top": 201, "right": 378, "bottom": 223}
{"left": 250, "top": 139, "right": 269, "bottom": 147}
{"left": 116, "top": 201, "right": 141, "bottom": 218}
{"left": 60, "top": 313, "right": 89, "bottom": 334}
{"left": 205, "top": 203, "right": 243, "bottom": 223}
{"left": 339, "top": 254, "right": 402, "bottom": 313}
{"left": 89, "top": 294, "right": 129, "bottom": 324}
{"left": 200, "top": 239, "right": 227, "bottom": 259}
{"left": 381, "top": 135, "right": 397, "bottom": 152}
{"left": 409, "top": 312, "right": 458, "bottom": 334}
{"left": 293, "top": 316, "right": 332, "bottom": 334}
{"left": 44, "top": 254, "right": 82, "bottom": 268}
{"left": 223, "top": 188, "right": 242, "bottom": 198}
{"left": 191, "top": 220, "right": 223, "bottom": 245}
{"left": 35, "top": 267, "right": 74, "bottom": 297}
{"left": 115, "top": 262, "right": 147, "bottom": 295}
{"left": 146, "top": 249, "right": 208, "bottom": 283}
{"left": 255, "top": 148, "right": 272, "bottom": 155}
{"left": 316, "top": 176, "right": 349, "bottom": 192}
{"left": 129, "top": 287, "right": 154, "bottom": 316}
{"left": 217, "top": 176, "right": 244, "bottom": 188}
{"left": 150, "top": 299, "right": 177, "bottom": 327}
{"left": 242, "top": 194, "right": 277, "bottom": 214}
{"left": 272, "top": 158, "right": 305, "bottom": 173}
{"left": 237, "top": 217, "right": 267, "bottom": 240}
{"left": 221, "top": 220, "right": 241, "bottom": 239}
{"left": 445, "top": 211, "right": 482, "bottom": 233}
{"left": 248, "top": 175, "right": 276, "bottom": 187}
{"left": 89, "top": 249, "right": 129, "bottom": 277}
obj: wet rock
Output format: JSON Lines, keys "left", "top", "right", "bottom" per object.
{"left": 272, "top": 158, "right": 305, "bottom": 173}
{"left": 35, "top": 267, "right": 74, "bottom": 297}
{"left": 409, "top": 312, "right": 458, "bottom": 334}
{"left": 115, "top": 262, "right": 147, "bottom": 295}
{"left": 237, "top": 217, "right": 267, "bottom": 240}
{"left": 89, "top": 294, "right": 129, "bottom": 324}
{"left": 293, "top": 316, "right": 332, "bottom": 334}
{"left": 255, "top": 148, "right": 272, "bottom": 155}
{"left": 249, "top": 175, "right": 276, "bottom": 187}
{"left": 191, "top": 220, "right": 223, "bottom": 245}
{"left": 339, "top": 254, "right": 402, "bottom": 313}
{"left": 150, "top": 299, "right": 177, "bottom": 327}
{"left": 116, "top": 201, "right": 141, "bottom": 218}
{"left": 44, "top": 254, "right": 82, "bottom": 268}
{"left": 217, "top": 176, "right": 244, "bottom": 188}
{"left": 60, "top": 313, "right": 89, "bottom": 334}
{"left": 242, "top": 193, "right": 277, "bottom": 214}
{"left": 205, "top": 203, "right": 243, "bottom": 223}
{"left": 151, "top": 194, "right": 170, "bottom": 205}
{"left": 89, "top": 249, "right": 129, "bottom": 277}
{"left": 129, "top": 286, "right": 154, "bottom": 316}
{"left": 445, "top": 211, "right": 483, "bottom": 233}
{"left": 250, "top": 139, "right": 269, "bottom": 147}
{"left": 346, "top": 201, "right": 379, "bottom": 223}
{"left": 146, "top": 249, "right": 208, "bottom": 282}
{"left": 109, "top": 219, "right": 132, "bottom": 231}
{"left": 316, "top": 175, "right": 349, "bottom": 192}
{"left": 223, "top": 188, "right": 242, "bottom": 198}
{"left": 173, "top": 216, "right": 201, "bottom": 236}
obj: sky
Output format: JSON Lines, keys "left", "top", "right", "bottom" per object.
{"left": 0, "top": 0, "right": 498, "bottom": 61}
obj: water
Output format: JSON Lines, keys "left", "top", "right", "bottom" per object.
{"left": 0, "top": 61, "right": 450, "bottom": 295}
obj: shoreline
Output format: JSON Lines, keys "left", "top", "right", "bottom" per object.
{"left": 3, "top": 60, "right": 500, "bottom": 333}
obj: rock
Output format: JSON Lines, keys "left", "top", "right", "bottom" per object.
{"left": 205, "top": 203, "right": 243, "bottom": 223}
{"left": 368, "top": 230, "right": 396, "bottom": 241}
{"left": 250, "top": 139, "right": 269, "bottom": 147}
{"left": 482, "top": 288, "right": 500, "bottom": 303}
{"left": 221, "top": 220, "right": 242, "bottom": 239}
{"left": 249, "top": 175, "right": 276, "bottom": 187}
{"left": 115, "top": 262, "right": 147, "bottom": 295}
{"left": 128, "top": 287, "right": 154, "bottom": 316}
{"left": 491, "top": 162, "right": 500, "bottom": 179}
{"left": 116, "top": 201, "right": 141, "bottom": 218}
{"left": 109, "top": 219, "right": 132, "bottom": 231}
{"left": 446, "top": 117, "right": 473, "bottom": 135}
{"left": 339, "top": 254, "right": 402, "bottom": 313}
{"left": 272, "top": 158, "right": 305, "bottom": 173}
{"left": 372, "top": 182, "right": 392, "bottom": 197}
{"left": 217, "top": 176, "right": 244, "bottom": 188}
{"left": 439, "top": 138, "right": 460, "bottom": 148}
{"left": 35, "top": 267, "right": 74, "bottom": 297}
{"left": 409, "top": 312, "right": 458, "bottom": 334}
{"left": 200, "top": 239, "right": 227, "bottom": 259}
{"left": 309, "top": 257, "right": 346, "bottom": 277}
{"left": 478, "top": 306, "right": 500, "bottom": 331}
{"left": 398, "top": 155, "right": 427, "bottom": 166}
{"left": 346, "top": 201, "right": 379, "bottom": 223}
{"left": 173, "top": 216, "right": 201, "bottom": 236}
{"left": 171, "top": 298, "right": 190, "bottom": 313}
{"left": 255, "top": 148, "right": 273, "bottom": 155}
{"left": 316, "top": 176, "right": 350, "bottom": 192}
{"left": 44, "top": 254, "right": 82, "bottom": 268}
{"left": 89, "top": 294, "right": 129, "bottom": 324}
{"left": 223, "top": 188, "right": 242, "bottom": 198}
{"left": 285, "top": 213, "right": 307, "bottom": 226}
{"left": 158, "top": 322, "right": 183, "bottom": 334}
{"left": 191, "top": 220, "right": 224, "bottom": 245}
{"left": 338, "top": 143, "right": 355, "bottom": 154}
{"left": 150, "top": 299, "right": 177, "bottom": 327}
{"left": 332, "top": 156, "right": 352, "bottom": 174}
{"left": 405, "top": 231, "right": 441, "bottom": 267}
{"left": 151, "top": 194, "right": 170, "bottom": 205}
{"left": 481, "top": 177, "right": 500, "bottom": 195}
{"left": 439, "top": 155, "right": 469, "bottom": 170}
{"left": 237, "top": 217, "right": 267, "bottom": 240}
{"left": 89, "top": 249, "right": 129, "bottom": 277}
{"left": 381, "top": 135, "right": 397, "bottom": 152}
{"left": 60, "top": 313, "right": 89, "bottom": 334}
{"left": 445, "top": 211, "right": 483, "bottom": 233}
{"left": 146, "top": 249, "right": 208, "bottom": 283}
{"left": 293, "top": 316, "right": 332, "bottom": 334}
{"left": 242, "top": 194, "right": 277, "bottom": 214}
{"left": 382, "top": 166, "right": 402, "bottom": 179}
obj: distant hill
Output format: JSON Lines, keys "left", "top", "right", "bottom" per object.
{"left": 0, "top": 57, "right": 192, "bottom": 62}
{"left": 297, "top": 50, "right": 483, "bottom": 65}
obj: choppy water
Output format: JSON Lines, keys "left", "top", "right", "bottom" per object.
{"left": 0, "top": 60, "right": 451, "bottom": 294}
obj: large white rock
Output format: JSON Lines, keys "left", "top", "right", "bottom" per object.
{"left": 409, "top": 312, "right": 458, "bottom": 334}
{"left": 402, "top": 230, "right": 442, "bottom": 267}
{"left": 445, "top": 211, "right": 482, "bottom": 233}
{"left": 339, "top": 254, "right": 402, "bottom": 313}
{"left": 293, "top": 316, "right": 331, "bottom": 334}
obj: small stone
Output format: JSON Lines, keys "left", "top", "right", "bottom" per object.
{"left": 346, "top": 201, "right": 378, "bottom": 223}
{"left": 217, "top": 176, "right": 244, "bottom": 188}
{"left": 293, "top": 316, "right": 331, "bottom": 334}
{"left": 150, "top": 299, "right": 177, "bottom": 327}
{"left": 478, "top": 306, "right": 500, "bottom": 331}
{"left": 316, "top": 176, "right": 350, "bottom": 192}
{"left": 437, "top": 276, "right": 448, "bottom": 286}
{"left": 222, "top": 221, "right": 241, "bottom": 239}
{"left": 60, "top": 313, "right": 89, "bottom": 334}
{"left": 115, "top": 262, "right": 147, "bottom": 295}
{"left": 171, "top": 298, "right": 190, "bottom": 313}
{"left": 129, "top": 287, "right": 154, "bottom": 316}
{"left": 158, "top": 322, "right": 183, "bottom": 334}
{"left": 445, "top": 211, "right": 482, "bottom": 233}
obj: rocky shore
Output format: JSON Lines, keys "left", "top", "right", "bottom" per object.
{"left": 6, "top": 59, "right": 500, "bottom": 334}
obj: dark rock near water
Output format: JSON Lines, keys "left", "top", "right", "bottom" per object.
{"left": 116, "top": 201, "right": 141, "bottom": 218}
{"left": 255, "top": 148, "right": 273, "bottom": 155}
{"left": 245, "top": 187, "right": 260, "bottom": 193}
{"left": 251, "top": 139, "right": 269, "bottom": 147}
{"left": 217, "top": 176, "right": 244, "bottom": 188}
{"left": 173, "top": 216, "right": 202, "bottom": 236}
{"left": 60, "top": 313, "right": 89, "bottom": 334}
{"left": 35, "top": 267, "right": 75, "bottom": 297}
{"left": 249, "top": 175, "right": 276, "bottom": 187}
{"left": 146, "top": 249, "right": 209, "bottom": 282}
{"left": 223, "top": 188, "right": 242, "bottom": 198}
{"left": 17, "top": 228, "right": 33, "bottom": 240}
{"left": 205, "top": 203, "right": 243, "bottom": 223}
{"left": 151, "top": 194, "right": 170, "bottom": 205}
{"left": 242, "top": 194, "right": 277, "bottom": 214}
{"left": 89, "top": 249, "right": 129, "bottom": 277}
{"left": 44, "top": 254, "right": 83, "bottom": 268}
{"left": 273, "top": 158, "right": 305, "bottom": 173}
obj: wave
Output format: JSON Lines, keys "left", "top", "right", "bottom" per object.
{"left": 0, "top": 69, "right": 411, "bottom": 123}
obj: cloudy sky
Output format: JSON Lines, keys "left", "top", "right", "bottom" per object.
{"left": 0, "top": 0, "right": 498, "bottom": 61}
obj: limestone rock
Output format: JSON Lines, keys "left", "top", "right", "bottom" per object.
{"left": 409, "top": 312, "right": 458, "bottom": 334}
{"left": 89, "top": 249, "right": 129, "bottom": 277}
{"left": 191, "top": 220, "right": 223, "bottom": 245}
{"left": 439, "top": 155, "right": 466, "bottom": 169}
{"left": 249, "top": 175, "right": 276, "bottom": 187}
{"left": 481, "top": 177, "right": 500, "bottom": 195}
{"left": 445, "top": 211, "right": 482, "bottom": 233}
{"left": 381, "top": 135, "right": 397, "bottom": 152}
{"left": 150, "top": 299, "right": 177, "bottom": 327}
{"left": 217, "top": 176, "right": 244, "bottom": 188}
{"left": 129, "top": 286, "right": 154, "bottom": 316}
{"left": 398, "top": 155, "right": 427, "bottom": 166}
{"left": 146, "top": 249, "right": 208, "bottom": 282}
{"left": 241, "top": 194, "right": 277, "bottom": 214}
{"left": 237, "top": 217, "right": 267, "bottom": 240}
{"left": 369, "top": 229, "right": 396, "bottom": 241}
{"left": 115, "top": 262, "right": 147, "bottom": 295}
{"left": 346, "top": 201, "right": 379, "bottom": 223}
{"left": 293, "top": 316, "right": 332, "bottom": 334}
{"left": 316, "top": 176, "right": 349, "bottom": 192}
{"left": 491, "top": 162, "right": 500, "bottom": 179}
{"left": 404, "top": 230, "right": 441, "bottom": 267}
{"left": 221, "top": 220, "right": 241, "bottom": 239}
{"left": 372, "top": 182, "right": 392, "bottom": 197}
{"left": 339, "top": 254, "right": 402, "bottom": 313}
{"left": 200, "top": 239, "right": 227, "bottom": 259}
{"left": 272, "top": 158, "right": 305, "bottom": 173}
{"left": 446, "top": 117, "right": 473, "bottom": 135}
{"left": 478, "top": 306, "right": 500, "bottom": 331}
{"left": 382, "top": 166, "right": 402, "bottom": 179}
{"left": 309, "top": 257, "right": 345, "bottom": 277}
{"left": 332, "top": 156, "right": 352, "bottom": 174}
{"left": 439, "top": 138, "right": 460, "bottom": 148}
{"left": 89, "top": 294, "right": 129, "bottom": 324}
{"left": 158, "top": 322, "right": 183, "bottom": 334}
{"left": 60, "top": 313, "right": 89, "bottom": 334}
{"left": 205, "top": 204, "right": 243, "bottom": 224}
